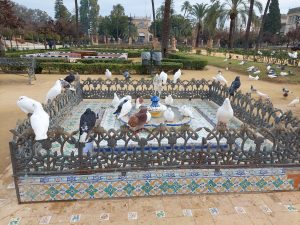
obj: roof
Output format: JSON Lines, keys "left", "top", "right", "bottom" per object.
{"left": 288, "top": 7, "right": 300, "bottom": 14}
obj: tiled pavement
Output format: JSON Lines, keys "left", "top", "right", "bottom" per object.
{"left": 0, "top": 166, "right": 299, "bottom": 225}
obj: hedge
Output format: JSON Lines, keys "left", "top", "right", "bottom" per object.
{"left": 162, "top": 58, "right": 207, "bottom": 70}
{"left": 78, "top": 59, "right": 133, "bottom": 64}
{"left": 38, "top": 62, "right": 183, "bottom": 75}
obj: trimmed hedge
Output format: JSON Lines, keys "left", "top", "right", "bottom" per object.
{"left": 162, "top": 58, "right": 207, "bottom": 70}
{"left": 78, "top": 59, "right": 133, "bottom": 64}
{"left": 38, "top": 61, "right": 183, "bottom": 75}
{"left": 166, "top": 53, "right": 208, "bottom": 70}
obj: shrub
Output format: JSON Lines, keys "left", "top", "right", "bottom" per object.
{"left": 79, "top": 59, "right": 132, "bottom": 64}
{"left": 162, "top": 58, "right": 207, "bottom": 70}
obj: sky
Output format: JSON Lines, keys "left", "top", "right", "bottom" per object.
{"left": 12, "top": 0, "right": 300, "bottom": 19}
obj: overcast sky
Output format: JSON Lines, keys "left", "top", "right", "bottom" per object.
{"left": 12, "top": 0, "right": 300, "bottom": 18}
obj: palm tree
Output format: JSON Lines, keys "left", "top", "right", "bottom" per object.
{"left": 161, "top": 0, "right": 172, "bottom": 57}
{"left": 181, "top": 1, "right": 192, "bottom": 18}
{"left": 75, "top": 0, "right": 79, "bottom": 43}
{"left": 255, "top": 0, "right": 271, "bottom": 50}
{"left": 190, "top": 3, "right": 207, "bottom": 48}
{"left": 244, "top": 0, "right": 263, "bottom": 49}
{"left": 205, "top": 2, "right": 224, "bottom": 43}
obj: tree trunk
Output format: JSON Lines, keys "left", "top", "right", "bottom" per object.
{"left": 75, "top": 0, "right": 79, "bottom": 45}
{"left": 228, "top": 14, "right": 236, "bottom": 49}
{"left": 244, "top": 0, "right": 254, "bottom": 50}
{"left": 195, "top": 23, "right": 201, "bottom": 48}
{"left": 161, "top": 0, "right": 172, "bottom": 58}
{"left": 151, "top": 0, "right": 156, "bottom": 38}
{"left": 256, "top": 0, "right": 271, "bottom": 51}
{"left": 0, "top": 36, "right": 5, "bottom": 56}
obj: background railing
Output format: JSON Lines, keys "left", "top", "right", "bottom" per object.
{"left": 9, "top": 79, "right": 300, "bottom": 177}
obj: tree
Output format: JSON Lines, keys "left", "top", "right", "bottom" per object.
{"left": 204, "top": 2, "right": 224, "bottom": 43}
{"left": 181, "top": 1, "right": 192, "bottom": 18}
{"left": 263, "top": 0, "right": 280, "bottom": 35}
{"left": 244, "top": 0, "right": 263, "bottom": 49}
{"left": 54, "top": 0, "right": 70, "bottom": 20}
{"left": 79, "top": 0, "right": 90, "bottom": 34}
{"left": 256, "top": 0, "right": 271, "bottom": 50}
{"left": 89, "top": 0, "right": 100, "bottom": 35}
{"left": 161, "top": 0, "right": 172, "bottom": 58}
{"left": 151, "top": 0, "right": 156, "bottom": 37}
{"left": 190, "top": 3, "right": 207, "bottom": 48}
{"left": 75, "top": 0, "right": 79, "bottom": 42}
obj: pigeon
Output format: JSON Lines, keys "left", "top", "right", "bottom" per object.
{"left": 173, "top": 69, "right": 181, "bottom": 83}
{"left": 266, "top": 65, "right": 271, "bottom": 71}
{"left": 213, "top": 71, "right": 228, "bottom": 84}
{"left": 159, "top": 71, "right": 168, "bottom": 85}
{"left": 123, "top": 70, "right": 131, "bottom": 79}
{"left": 280, "top": 71, "right": 289, "bottom": 76}
{"left": 282, "top": 88, "right": 289, "bottom": 98}
{"left": 135, "top": 96, "right": 144, "bottom": 109}
{"left": 105, "top": 69, "right": 112, "bottom": 79}
{"left": 228, "top": 76, "right": 241, "bottom": 96}
{"left": 146, "top": 110, "right": 151, "bottom": 123}
{"left": 288, "top": 52, "right": 298, "bottom": 59}
{"left": 253, "top": 69, "right": 261, "bottom": 75}
{"left": 115, "top": 99, "right": 132, "bottom": 119}
{"left": 64, "top": 73, "right": 76, "bottom": 84}
{"left": 163, "top": 107, "right": 175, "bottom": 122}
{"left": 248, "top": 75, "right": 259, "bottom": 80}
{"left": 256, "top": 90, "right": 270, "bottom": 99}
{"left": 111, "top": 93, "right": 120, "bottom": 109}
{"left": 268, "top": 74, "right": 277, "bottom": 79}
{"left": 128, "top": 108, "right": 148, "bottom": 129}
{"left": 257, "top": 51, "right": 263, "bottom": 55}
{"left": 79, "top": 108, "right": 97, "bottom": 153}
{"left": 17, "top": 96, "right": 42, "bottom": 114}
{"left": 45, "top": 80, "right": 62, "bottom": 102}
{"left": 30, "top": 102, "right": 50, "bottom": 140}
{"left": 119, "top": 95, "right": 132, "bottom": 104}
{"left": 271, "top": 51, "right": 275, "bottom": 56}
{"left": 216, "top": 98, "right": 233, "bottom": 126}
{"left": 247, "top": 66, "right": 255, "bottom": 72}
{"left": 239, "top": 61, "right": 245, "bottom": 65}
{"left": 179, "top": 105, "right": 193, "bottom": 117}
{"left": 225, "top": 67, "right": 229, "bottom": 71}
{"left": 165, "top": 95, "right": 174, "bottom": 106}
{"left": 250, "top": 85, "right": 257, "bottom": 93}
{"left": 288, "top": 97, "right": 299, "bottom": 107}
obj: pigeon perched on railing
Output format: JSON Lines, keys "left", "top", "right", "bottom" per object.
{"left": 213, "top": 71, "right": 228, "bottom": 84}
{"left": 45, "top": 80, "right": 63, "bottom": 102}
{"left": 173, "top": 69, "right": 181, "bottom": 83}
{"left": 17, "top": 96, "right": 42, "bottom": 114}
{"left": 228, "top": 76, "right": 241, "bottom": 96}
{"left": 64, "top": 73, "right": 76, "bottom": 84}
{"left": 30, "top": 103, "right": 49, "bottom": 140}
{"left": 159, "top": 71, "right": 168, "bottom": 85}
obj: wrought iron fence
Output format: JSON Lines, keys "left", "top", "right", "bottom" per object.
{"left": 9, "top": 78, "right": 300, "bottom": 177}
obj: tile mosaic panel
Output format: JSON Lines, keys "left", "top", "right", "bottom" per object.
{"left": 18, "top": 168, "right": 295, "bottom": 202}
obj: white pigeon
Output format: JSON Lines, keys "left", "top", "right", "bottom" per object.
{"left": 257, "top": 51, "right": 263, "bottom": 55}
{"left": 253, "top": 70, "right": 261, "bottom": 75}
{"left": 111, "top": 93, "right": 120, "bottom": 109}
{"left": 165, "top": 95, "right": 174, "bottom": 106}
{"left": 256, "top": 90, "right": 270, "bottom": 99}
{"left": 30, "top": 103, "right": 49, "bottom": 140}
{"left": 288, "top": 97, "right": 299, "bottom": 107}
{"left": 271, "top": 51, "right": 275, "bottom": 56}
{"left": 266, "top": 65, "right": 271, "bottom": 71}
{"left": 105, "top": 69, "right": 112, "bottom": 79}
{"left": 268, "top": 74, "right": 277, "bottom": 79}
{"left": 280, "top": 71, "right": 288, "bottom": 76}
{"left": 45, "top": 80, "right": 62, "bottom": 102}
{"left": 163, "top": 107, "right": 175, "bottom": 122}
{"left": 119, "top": 95, "right": 132, "bottom": 104}
{"left": 173, "top": 69, "right": 181, "bottom": 83}
{"left": 213, "top": 71, "right": 228, "bottom": 84}
{"left": 17, "top": 96, "right": 42, "bottom": 114}
{"left": 118, "top": 99, "right": 132, "bottom": 119}
{"left": 146, "top": 111, "right": 151, "bottom": 123}
{"left": 159, "top": 71, "right": 168, "bottom": 85}
{"left": 247, "top": 66, "right": 255, "bottom": 72}
{"left": 225, "top": 67, "right": 229, "bottom": 71}
{"left": 179, "top": 105, "right": 193, "bottom": 117}
{"left": 216, "top": 98, "right": 234, "bottom": 125}
{"left": 248, "top": 75, "right": 259, "bottom": 80}
{"left": 288, "top": 52, "right": 298, "bottom": 59}
{"left": 239, "top": 61, "right": 245, "bottom": 65}
{"left": 135, "top": 97, "right": 143, "bottom": 109}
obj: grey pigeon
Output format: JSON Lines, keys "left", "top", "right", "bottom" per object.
{"left": 113, "top": 99, "right": 128, "bottom": 115}
{"left": 228, "top": 76, "right": 241, "bottom": 96}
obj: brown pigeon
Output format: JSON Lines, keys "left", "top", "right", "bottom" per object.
{"left": 128, "top": 108, "right": 148, "bottom": 131}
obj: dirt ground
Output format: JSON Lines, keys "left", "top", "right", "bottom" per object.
{"left": 0, "top": 65, "right": 299, "bottom": 173}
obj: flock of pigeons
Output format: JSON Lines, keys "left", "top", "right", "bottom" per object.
{"left": 17, "top": 74, "right": 76, "bottom": 141}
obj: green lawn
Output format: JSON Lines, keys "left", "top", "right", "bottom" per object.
{"left": 187, "top": 54, "right": 300, "bottom": 84}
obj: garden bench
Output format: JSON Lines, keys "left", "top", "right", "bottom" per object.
{"left": 0, "top": 57, "right": 36, "bottom": 84}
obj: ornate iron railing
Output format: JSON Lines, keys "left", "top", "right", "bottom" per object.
{"left": 9, "top": 78, "right": 300, "bottom": 177}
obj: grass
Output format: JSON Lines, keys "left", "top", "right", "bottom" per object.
{"left": 181, "top": 53, "right": 300, "bottom": 84}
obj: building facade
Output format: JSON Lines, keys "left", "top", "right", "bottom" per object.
{"left": 131, "top": 16, "right": 153, "bottom": 43}
{"left": 283, "top": 7, "right": 300, "bottom": 34}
